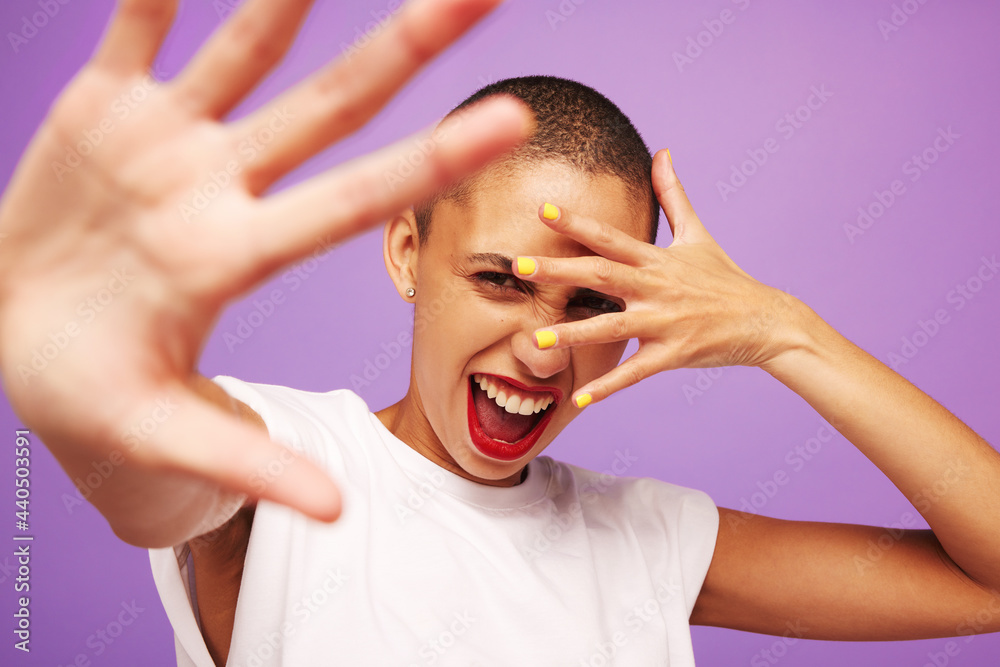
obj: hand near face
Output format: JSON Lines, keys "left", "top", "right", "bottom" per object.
{"left": 0, "top": 0, "right": 531, "bottom": 523}
{"left": 515, "top": 149, "right": 802, "bottom": 407}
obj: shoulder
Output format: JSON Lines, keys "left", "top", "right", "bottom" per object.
{"left": 546, "top": 456, "right": 718, "bottom": 524}
{"left": 543, "top": 456, "right": 720, "bottom": 615}
{"left": 209, "top": 376, "right": 374, "bottom": 462}
{"left": 210, "top": 375, "right": 369, "bottom": 425}
{"left": 544, "top": 456, "right": 719, "bottom": 559}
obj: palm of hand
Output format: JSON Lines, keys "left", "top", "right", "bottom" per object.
{"left": 0, "top": 0, "right": 530, "bottom": 522}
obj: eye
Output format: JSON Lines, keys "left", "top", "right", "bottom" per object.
{"left": 474, "top": 271, "right": 525, "bottom": 292}
{"left": 568, "top": 294, "right": 622, "bottom": 317}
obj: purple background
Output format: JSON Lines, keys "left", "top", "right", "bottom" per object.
{"left": 2, "top": 0, "right": 999, "bottom": 665}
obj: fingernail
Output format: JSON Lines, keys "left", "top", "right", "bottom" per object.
{"left": 535, "top": 330, "right": 557, "bottom": 349}
{"left": 541, "top": 203, "right": 560, "bottom": 221}
{"left": 516, "top": 256, "right": 536, "bottom": 276}
{"left": 575, "top": 393, "right": 592, "bottom": 409}
{"left": 665, "top": 148, "right": 672, "bottom": 164}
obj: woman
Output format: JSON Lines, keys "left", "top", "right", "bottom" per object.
{"left": 0, "top": 0, "right": 997, "bottom": 665}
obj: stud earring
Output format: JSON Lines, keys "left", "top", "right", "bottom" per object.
{"left": 405, "top": 287, "right": 416, "bottom": 298}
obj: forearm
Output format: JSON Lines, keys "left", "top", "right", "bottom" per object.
{"left": 762, "top": 300, "right": 1000, "bottom": 590}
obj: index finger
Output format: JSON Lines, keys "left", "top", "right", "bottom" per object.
{"left": 534, "top": 203, "right": 655, "bottom": 266}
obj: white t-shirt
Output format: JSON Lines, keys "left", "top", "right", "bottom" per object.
{"left": 149, "top": 377, "right": 719, "bottom": 666}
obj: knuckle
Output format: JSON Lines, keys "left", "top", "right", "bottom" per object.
{"left": 620, "top": 360, "right": 644, "bottom": 388}
{"left": 313, "top": 72, "right": 374, "bottom": 132}
{"left": 554, "top": 326, "right": 573, "bottom": 347}
{"left": 323, "top": 96, "right": 370, "bottom": 135}
{"left": 595, "top": 222, "right": 615, "bottom": 247}
{"left": 593, "top": 257, "right": 615, "bottom": 283}
{"left": 589, "top": 377, "right": 608, "bottom": 398}
{"left": 396, "top": 19, "right": 438, "bottom": 64}
{"left": 645, "top": 246, "right": 668, "bottom": 267}
{"left": 419, "top": 150, "right": 455, "bottom": 192}
{"left": 608, "top": 315, "right": 629, "bottom": 339}
{"left": 230, "top": 17, "right": 284, "bottom": 66}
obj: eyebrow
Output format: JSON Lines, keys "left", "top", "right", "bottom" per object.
{"left": 465, "top": 252, "right": 514, "bottom": 271}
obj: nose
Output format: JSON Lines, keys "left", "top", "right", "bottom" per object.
{"left": 511, "top": 325, "right": 570, "bottom": 380}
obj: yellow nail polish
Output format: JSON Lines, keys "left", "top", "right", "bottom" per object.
{"left": 535, "top": 330, "right": 557, "bottom": 349}
{"left": 542, "top": 203, "right": 560, "bottom": 221}
{"left": 575, "top": 393, "right": 592, "bottom": 409}
{"left": 516, "top": 257, "right": 536, "bottom": 276}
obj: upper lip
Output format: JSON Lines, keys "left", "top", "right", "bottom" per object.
{"left": 475, "top": 373, "right": 563, "bottom": 406}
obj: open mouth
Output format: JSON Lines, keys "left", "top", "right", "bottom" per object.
{"left": 467, "top": 373, "right": 561, "bottom": 461}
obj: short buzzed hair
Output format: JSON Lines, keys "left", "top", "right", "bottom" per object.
{"left": 415, "top": 76, "right": 659, "bottom": 244}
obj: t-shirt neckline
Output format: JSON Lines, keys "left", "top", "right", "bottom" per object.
{"left": 362, "top": 401, "right": 551, "bottom": 510}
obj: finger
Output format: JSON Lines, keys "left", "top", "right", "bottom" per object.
{"left": 247, "top": 97, "right": 532, "bottom": 274}
{"left": 533, "top": 203, "right": 654, "bottom": 266}
{"left": 132, "top": 387, "right": 341, "bottom": 522}
{"left": 171, "top": 0, "right": 316, "bottom": 118}
{"left": 651, "top": 148, "right": 712, "bottom": 246}
{"left": 514, "top": 253, "right": 640, "bottom": 301}
{"left": 232, "top": 0, "right": 507, "bottom": 188}
{"left": 532, "top": 312, "right": 643, "bottom": 350}
{"left": 571, "top": 352, "right": 656, "bottom": 408}
{"left": 92, "top": 0, "right": 178, "bottom": 75}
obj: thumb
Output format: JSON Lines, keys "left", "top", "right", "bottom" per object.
{"left": 131, "top": 386, "right": 342, "bottom": 523}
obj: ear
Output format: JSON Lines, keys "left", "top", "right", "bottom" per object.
{"left": 383, "top": 208, "right": 419, "bottom": 301}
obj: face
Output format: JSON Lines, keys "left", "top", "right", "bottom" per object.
{"left": 385, "top": 161, "right": 648, "bottom": 486}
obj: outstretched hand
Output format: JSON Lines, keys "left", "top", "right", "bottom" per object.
{"left": 0, "top": 0, "right": 531, "bottom": 524}
{"left": 516, "top": 149, "right": 801, "bottom": 407}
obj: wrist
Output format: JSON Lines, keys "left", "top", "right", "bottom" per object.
{"left": 757, "top": 291, "right": 830, "bottom": 378}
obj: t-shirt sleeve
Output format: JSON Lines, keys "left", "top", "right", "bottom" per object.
{"left": 673, "top": 486, "right": 719, "bottom": 616}
{"left": 621, "top": 477, "right": 720, "bottom": 617}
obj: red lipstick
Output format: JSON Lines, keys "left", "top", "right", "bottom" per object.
{"left": 466, "top": 374, "right": 560, "bottom": 461}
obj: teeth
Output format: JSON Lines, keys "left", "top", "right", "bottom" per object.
{"left": 473, "top": 375, "right": 554, "bottom": 415}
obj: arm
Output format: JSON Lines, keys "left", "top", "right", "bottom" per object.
{"left": 513, "top": 149, "right": 1000, "bottom": 638}
{"left": 692, "top": 510, "right": 1000, "bottom": 640}
{"left": 691, "top": 303, "right": 1000, "bottom": 638}
{"left": 765, "top": 300, "right": 1000, "bottom": 592}
{"left": 0, "top": 0, "right": 531, "bottom": 548}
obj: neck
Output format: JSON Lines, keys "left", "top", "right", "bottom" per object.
{"left": 375, "top": 384, "right": 526, "bottom": 488}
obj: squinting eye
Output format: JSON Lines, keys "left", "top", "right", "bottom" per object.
{"left": 475, "top": 271, "right": 522, "bottom": 291}
{"left": 570, "top": 295, "right": 621, "bottom": 316}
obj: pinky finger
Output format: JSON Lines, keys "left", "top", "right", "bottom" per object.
{"left": 572, "top": 353, "right": 653, "bottom": 409}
